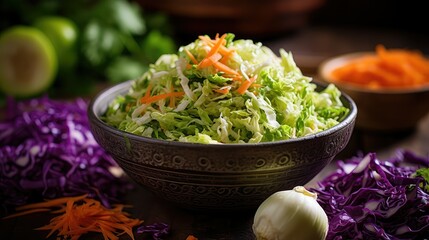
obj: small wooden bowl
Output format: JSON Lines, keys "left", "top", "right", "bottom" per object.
{"left": 318, "top": 52, "right": 429, "bottom": 132}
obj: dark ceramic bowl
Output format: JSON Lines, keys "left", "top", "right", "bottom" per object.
{"left": 318, "top": 52, "right": 429, "bottom": 132}
{"left": 88, "top": 80, "right": 357, "bottom": 210}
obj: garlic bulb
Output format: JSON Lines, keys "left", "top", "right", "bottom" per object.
{"left": 252, "top": 186, "right": 328, "bottom": 240}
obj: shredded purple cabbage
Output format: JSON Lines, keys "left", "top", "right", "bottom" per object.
{"left": 311, "top": 150, "right": 429, "bottom": 240}
{"left": 137, "top": 222, "right": 170, "bottom": 240}
{"left": 0, "top": 96, "right": 132, "bottom": 215}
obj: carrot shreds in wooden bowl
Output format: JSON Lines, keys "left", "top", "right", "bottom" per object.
{"left": 330, "top": 45, "right": 429, "bottom": 89}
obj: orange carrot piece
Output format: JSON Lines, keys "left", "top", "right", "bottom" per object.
{"left": 199, "top": 33, "right": 238, "bottom": 76}
{"left": 220, "top": 49, "right": 235, "bottom": 64}
{"left": 213, "top": 61, "right": 240, "bottom": 76}
{"left": 231, "top": 75, "right": 243, "bottom": 81}
{"left": 145, "top": 83, "right": 153, "bottom": 98}
{"left": 140, "top": 83, "right": 153, "bottom": 103}
{"left": 197, "top": 34, "right": 227, "bottom": 70}
{"left": 214, "top": 86, "right": 231, "bottom": 94}
{"left": 198, "top": 53, "right": 222, "bottom": 68}
{"left": 141, "top": 92, "right": 185, "bottom": 104}
{"left": 222, "top": 74, "right": 242, "bottom": 81}
{"left": 199, "top": 35, "right": 231, "bottom": 56}
{"left": 206, "top": 33, "right": 226, "bottom": 58}
{"left": 236, "top": 76, "right": 257, "bottom": 94}
{"left": 198, "top": 35, "right": 211, "bottom": 44}
{"left": 184, "top": 49, "right": 198, "bottom": 64}
{"left": 186, "top": 235, "right": 198, "bottom": 240}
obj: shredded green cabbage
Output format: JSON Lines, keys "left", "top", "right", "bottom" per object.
{"left": 103, "top": 33, "right": 349, "bottom": 144}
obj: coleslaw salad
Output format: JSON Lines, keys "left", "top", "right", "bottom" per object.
{"left": 103, "top": 33, "right": 349, "bottom": 144}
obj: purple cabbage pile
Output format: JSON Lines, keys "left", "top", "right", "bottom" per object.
{"left": 312, "top": 151, "right": 429, "bottom": 240}
{"left": 0, "top": 96, "right": 132, "bottom": 214}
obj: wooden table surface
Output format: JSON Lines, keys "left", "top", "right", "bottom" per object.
{"left": 1, "top": 26, "right": 429, "bottom": 240}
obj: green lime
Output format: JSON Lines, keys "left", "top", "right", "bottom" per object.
{"left": 33, "top": 16, "right": 78, "bottom": 71}
{"left": 0, "top": 26, "right": 58, "bottom": 97}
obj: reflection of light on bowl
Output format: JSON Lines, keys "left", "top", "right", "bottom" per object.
{"left": 137, "top": 0, "right": 326, "bottom": 38}
{"left": 88, "top": 80, "right": 356, "bottom": 211}
{"left": 318, "top": 52, "right": 429, "bottom": 131}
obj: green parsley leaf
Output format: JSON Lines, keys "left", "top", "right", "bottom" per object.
{"left": 414, "top": 167, "right": 429, "bottom": 193}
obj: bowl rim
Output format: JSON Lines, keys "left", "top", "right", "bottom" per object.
{"left": 88, "top": 80, "right": 357, "bottom": 148}
{"left": 318, "top": 52, "right": 429, "bottom": 94}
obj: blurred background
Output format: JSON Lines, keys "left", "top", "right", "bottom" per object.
{"left": 1, "top": 2, "right": 429, "bottom": 239}
{"left": 138, "top": 0, "right": 428, "bottom": 40}
{"left": 0, "top": 0, "right": 428, "bottom": 98}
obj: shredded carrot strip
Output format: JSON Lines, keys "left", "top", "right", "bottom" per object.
{"left": 197, "top": 33, "right": 242, "bottom": 82}
{"left": 199, "top": 35, "right": 231, "bottom": 56}
{"left": 206, "top": 33, "right": 226, "bottom": 58}
{"left": 221, "top": 74, "right": 242, "bottom": 81}
{"left": 144, "top": 83, "right": 153, "bottom": 98}
{"left": 4, "top": 196, "right": 143, "bottom": 240}
{"left": 237, "top": 76, "right": 257, "bottom": 94}
{"left": 198, "top": 34, "right": 227, "bottom": 70}
{"left": 231, "top": 75, "right": 243, "bottom": 81}
{"left": 213, "top": 61, "right": 240, "bottom": 76}
{"left": 186, "top": 235, "right": 198, "bottom": 240}
{"left": 331, "top": 44, "right": 429, "bottom": 89}
{"left": 184, "top": 49, "right": 198, "bottom": 64}
{"left": 198, "top": 53, "right": 222, "bottom": 68}
{"left": 214, "top": 86, "right": 231, "bottom": 94}
{"left": 139, "top": 83, "right": 153, "bottom": 103}
{"left": 141, "top": 91, "right": 185, "bottom": 104}
{"left": 220, "top": 49, "right": 235, "bottom": 64}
